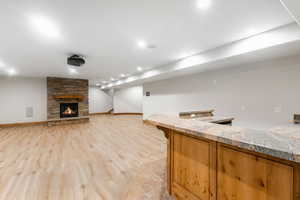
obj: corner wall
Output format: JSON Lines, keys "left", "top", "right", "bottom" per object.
{"left": 143, "top": 55, "right": 300, "bottom": 130}
{"left": 113, "top": 86, "right": 143, "bottom": 114}
{"left": 89, "top": 87, "right": 113, "bottom": 113}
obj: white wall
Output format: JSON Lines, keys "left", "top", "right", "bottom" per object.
{"left": 280, "top": 0, "right": 300, "bottom": 25}
{"left": 113, "top": 86, "right": 143, "bottom": 113}
{"left": 89, "top": 86, "right": 113, "bottom": 113}
{"left": 143, "top": 55, "right": 300, "bottom": 130}
{"left": 0, "top": 78, "right": 119, "bottom": 124}
{"left": 0, "top": 77, "right": 47, "bottom": 124}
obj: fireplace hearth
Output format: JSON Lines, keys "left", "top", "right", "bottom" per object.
{"left": 60, "top": 103, "right": 79, "bottom": 118}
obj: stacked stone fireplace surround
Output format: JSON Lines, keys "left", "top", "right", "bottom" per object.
{"left": 47, "top": 77, "right": 89, "bottom": 126}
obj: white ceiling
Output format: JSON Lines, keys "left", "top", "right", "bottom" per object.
{"left": 118, "top": 40, "right": 300, "bottom": 89}
{"left": 105, "top": 23, "right": 300, "bottom": 89}
{"left": 0, "top": 0, "right": 294, "bottom": 84}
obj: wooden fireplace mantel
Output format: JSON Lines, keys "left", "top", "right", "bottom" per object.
{"left": 53, "top": 94, "right": 84, "bottom": 101}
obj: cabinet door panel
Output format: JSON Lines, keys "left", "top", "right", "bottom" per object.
{"left": 218, "top": 145, "right": 293, "bottom": 200}
{"left": 172, "top": 183, "right": 200, "bottom": 200}
{"left": 172, "top": 132, "right": 216, "bottom": 200}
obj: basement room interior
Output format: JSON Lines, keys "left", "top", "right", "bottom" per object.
{"left": 1, "top": 0, "right": 300, "bottom": 199}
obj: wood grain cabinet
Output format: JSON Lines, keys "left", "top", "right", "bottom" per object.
{"left": 170, "top": 132, "right": 216, "bottom": 200}
{"left": 217, "top": 145, "right": 293, "bottom": 200}
{"left": 167, "top": 130, "right": 300, "bottom": 200}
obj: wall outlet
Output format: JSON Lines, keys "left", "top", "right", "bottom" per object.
{"left": 241, "top": 106, "right": 246, "bottom": 111}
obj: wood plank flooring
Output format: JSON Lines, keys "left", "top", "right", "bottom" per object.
{"left": 0, "top": 115, "right": 172, "bottom": 200}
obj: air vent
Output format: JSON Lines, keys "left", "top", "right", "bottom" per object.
{"left": 26, "top": 107, "right": 33, "bottom": 118}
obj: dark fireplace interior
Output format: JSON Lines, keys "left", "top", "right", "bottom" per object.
{"left": 60, "top": 103, "right": 79, "bottom": 118}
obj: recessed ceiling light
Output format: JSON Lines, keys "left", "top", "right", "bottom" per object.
{"left": 28, "top": 14, "right": 61, "bottom": 39}
{"left": 69, "top": 68, "right": 78, "bottom": 75}
{"left": 120, "top": 74, "right": 126, "bottom": 78}
{"left": 7, "top": 68, "right": 16, "bottom": 76}
{"left": 137, "top": 66, "right": 143, "bottom": 72}
{"left": 110, "top": 77, "right": 115, "bottom": 81}
{"left": 197, "top": 0, "right": 211, "bottom": 10}
{"left": 137, "top": 40, "right": 147, "bottom": 49}
{"left": 101, "top": 86, "right": 105, "bottom": 89}
{"left": 116, "top": 80, "right": 123, "bottom": 85}
{"left": 96, "top": 83, "right": 101, "bottom": 86}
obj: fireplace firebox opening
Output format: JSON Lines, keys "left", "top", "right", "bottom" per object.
{"left": 60, "top": 103, "right": 79, "bottom": 118}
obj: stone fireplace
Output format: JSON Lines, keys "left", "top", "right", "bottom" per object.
{"left": 47, "top": 77, "right": 89, "bottom": 126}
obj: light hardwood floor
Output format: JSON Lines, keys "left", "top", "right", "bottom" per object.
{"left": 0, "top": 115, "right": 171, "bottom": 200}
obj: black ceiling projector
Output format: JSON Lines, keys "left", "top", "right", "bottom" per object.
{"left": 67, "top": 55, "right": 85, "bottom": 67}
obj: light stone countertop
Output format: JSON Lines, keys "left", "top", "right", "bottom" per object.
{"left": 187, "top": 116, "right": 234, "bottom": 123}
{"left": 147, "top": 114, "right": 300, "bottom": 164}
